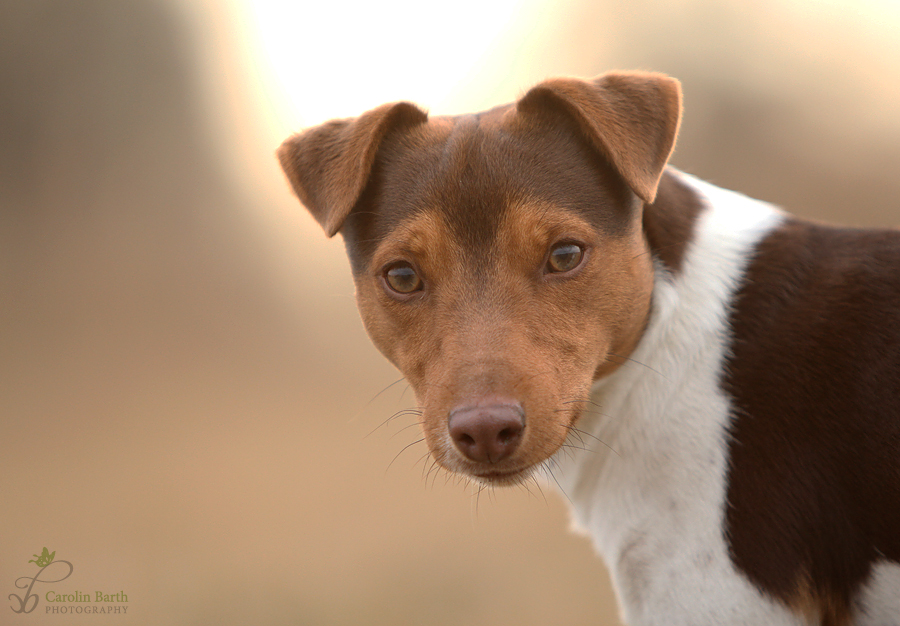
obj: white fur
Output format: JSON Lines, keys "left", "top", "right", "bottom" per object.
{"left": 551, "top": 171, "right": 803, "bottom": 625}
{"left": 853, "top": 562, "right": 900, "bottom": 626}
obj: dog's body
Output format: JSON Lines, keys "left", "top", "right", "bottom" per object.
{"left": 278, "top": 73, "right": 900, "bottom": 625}
{"left": 558, "top": 170, "right": 900, "bottom": 625}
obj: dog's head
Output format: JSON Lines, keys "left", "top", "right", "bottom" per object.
{"left": 279, "top": 72, "right": 681, "bottom": 485}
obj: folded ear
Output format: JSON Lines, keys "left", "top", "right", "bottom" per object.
{"left": 517, "top": 71, "right": 682, "bottom": 204}
{"left": 277, "top": 102, "right": 428, "bottom": 237}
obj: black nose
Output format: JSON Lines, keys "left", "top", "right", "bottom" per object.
{"left": 448, "top": 402, "right": 525, "bottom": 463}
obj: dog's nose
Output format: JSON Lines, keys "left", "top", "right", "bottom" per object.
{"left": 448, "top": 402, "right": 525, "bottom": 463}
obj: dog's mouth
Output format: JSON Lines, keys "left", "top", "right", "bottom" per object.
{"left": 469, "top": 465, "right": 536, "bottom": 486}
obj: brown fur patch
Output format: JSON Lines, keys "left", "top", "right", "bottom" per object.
{"left": 643, "top": 170, "right": 706, "bottom": 273}
{"left": 724, "top": 218, "right": 900, "bottom": 619}
{"left": 790, "top": 573, "right": 853, "bottom": 626}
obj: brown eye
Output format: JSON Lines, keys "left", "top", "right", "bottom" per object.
{"left": 384, "top": 262, "right": 423, "bottom": 294}
{"left": 547, "top": 242, "right": 584, "bottom": 273}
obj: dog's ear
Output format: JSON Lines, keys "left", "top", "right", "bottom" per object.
{"left": 277, "top": 102, "right": 428, "bottom": 237}
{"left": 517, "top": 71, "right": 682, "bottom": 204}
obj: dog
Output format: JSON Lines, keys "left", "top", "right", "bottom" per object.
{"left": 277, "top": 72, "right": 900, "bottom": 625}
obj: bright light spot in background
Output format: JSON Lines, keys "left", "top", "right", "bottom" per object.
{"left": 204, "top": 0, "right": 900, "bottom": 183}
{"left": 228, "top": 0, "right": 900, "bottom": 143}
{"left": 237, "top": 0, "right": 550, "bottom": 132}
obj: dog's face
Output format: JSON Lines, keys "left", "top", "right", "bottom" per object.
{"left": 279, "top": 72, "right": 682, "bottom": 485}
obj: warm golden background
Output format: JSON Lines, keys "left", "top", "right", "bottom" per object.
{"left": 2, "top": 1, "right": 899, "bottom": 624}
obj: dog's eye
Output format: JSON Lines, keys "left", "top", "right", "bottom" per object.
{"left": 547, "top": 243, "right": 584, "bottom": 273}
{"left": 384, "top": 263, "right": 423, "bottom": 294}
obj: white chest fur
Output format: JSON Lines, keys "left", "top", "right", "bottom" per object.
{"left": 550, "top": 173, "right": 799, "bottom": 625}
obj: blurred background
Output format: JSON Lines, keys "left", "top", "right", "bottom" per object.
{"left": 2, "top": 0, "right": 899, "bottom": 624}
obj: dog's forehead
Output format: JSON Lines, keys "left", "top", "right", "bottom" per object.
{"left": 341, "top": 102, "right": 635, "bottom": 270}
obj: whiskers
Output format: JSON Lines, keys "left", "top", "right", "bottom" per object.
{"left": 535, "top": 456, "right": 574, "bottom": 507}
{"left": 563, "top": 422, "right": 619, "bottom": 457}
{"left": 557, "top": 396, "right": 619, "bottom": 456}
{"left": 386, "top": 436, "right": 427, "bottom": 473}
{"left": 357, "top": 377, "right": 430, "bottom": 475}
{"left": 366, "top": 407, "right": 423, "bottom": 438}
{"left": 466, "top": 467, "right": 551, "bottom": 518}
{"left": 355, "top": 376, "right": 409, "bottom": 425}
{"left": 605, "top": 352, "right": 669, "bottom": 381}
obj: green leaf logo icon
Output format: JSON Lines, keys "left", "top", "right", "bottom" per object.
{"left": 28, "top": 547, "right": 56, "bottom": 567}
